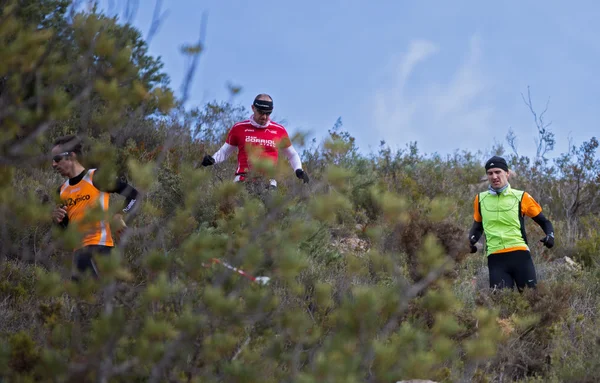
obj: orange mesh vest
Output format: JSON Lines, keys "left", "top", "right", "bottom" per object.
{"left": 59, "top": 169, "right": 114, "bottom": 250}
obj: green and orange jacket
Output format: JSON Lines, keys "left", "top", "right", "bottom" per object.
{"left": 470, "top": 184, "right": 553, "bottom": 256}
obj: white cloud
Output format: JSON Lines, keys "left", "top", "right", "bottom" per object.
{"left": 397, "top": 40, "right": 440, "bottom": 92}
{"left": 370, "top": 35, "right": 499, "bottom": 155}
{"left": 373, "top": 40, "right": 439, "bottom": 134}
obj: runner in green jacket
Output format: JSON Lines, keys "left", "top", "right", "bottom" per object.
{"left": 468, "top": 156, "right": 555, "bottom": 291}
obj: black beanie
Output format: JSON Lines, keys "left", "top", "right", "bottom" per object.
{"left": 485, "top": 156, "right": 508, "bottom": 172}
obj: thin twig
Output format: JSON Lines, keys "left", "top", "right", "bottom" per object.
{"left": 180, "top": 12, "right": 209, "bottom": 105}
{"left": 146, "top": 0, "right": 169, "bottom": 46}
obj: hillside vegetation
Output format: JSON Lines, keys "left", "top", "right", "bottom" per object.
{"left": 1, "top": 1, "right": 600, "bottom": 382}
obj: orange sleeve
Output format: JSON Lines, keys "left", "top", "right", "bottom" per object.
{"left": 473, "top": 194, "right": 482, "bottom": 222}
{"left": 521, "top": 192, "right": 542, "bottom": 218}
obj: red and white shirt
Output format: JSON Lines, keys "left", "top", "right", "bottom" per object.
{"left": 212, "top": 116, "right": 303, "bottom": 176}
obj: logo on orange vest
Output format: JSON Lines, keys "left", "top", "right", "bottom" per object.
{"left": 65, "top": 194, "right": 91, "bottom": 207}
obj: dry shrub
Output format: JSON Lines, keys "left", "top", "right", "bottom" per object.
{"left": 473, "top": 280, "right": 575, "bottom": 381}
{"left": 385, "top": 209, "right": 470, "bottom": 283}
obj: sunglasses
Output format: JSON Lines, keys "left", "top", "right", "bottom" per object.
{"left": 52, "top": 152, "right": 71, "bottom": 163}
{"left": 255, "top": 110, "right": 272, "bottom": 116}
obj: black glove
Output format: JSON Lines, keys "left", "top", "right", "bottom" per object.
{"left": 201, "top": 154, "right": 216, "bottom": 167}
{"left": 540, "top": 233, "right": 554, "bottom": 248}
{"left": 295, "top": 169, "right": 309, "bottom": 183}
{"left": 469, "top": 235, "right": 478, "bottom": 245}
{"left": 469, "top": 235, "right": 478, "bottom": 253}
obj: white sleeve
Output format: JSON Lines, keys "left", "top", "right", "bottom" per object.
{"left": 213, "top": 143, "right": 236, "bottom": 163}
{"left": 282, "top": 145, "right": 303, "bottom": 171}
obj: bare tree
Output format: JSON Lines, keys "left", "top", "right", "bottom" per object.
{"left": 521, "top": 85, "right": 555, "bottom": 163}
{"left": 506, "top": 127, "right": 518, "bottom": 157}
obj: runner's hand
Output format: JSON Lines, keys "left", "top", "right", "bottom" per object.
{"left": 112, "top": 213, "right": 127, "bottom": 243}
{"left": 52, "top": 206, "right": 67, "bottom": 223}
{"left": 295, "top": 169, "right": 309, "bottom": 183}
{"left": 201, "top": 155, "right": 216, "bottom": 167}
{"left": 470, "top": 244, "right": 478, "bottom": 253}
{"left": 540, "top": 233, "right": 554, "bottom": 248}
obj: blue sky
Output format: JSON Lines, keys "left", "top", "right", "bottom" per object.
{"left": 97, "top": 0, "right": 599, "bottom": 160}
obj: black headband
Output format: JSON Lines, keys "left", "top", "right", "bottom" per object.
{"left": 253, "top": 99, "right": 273, "bottom": 112}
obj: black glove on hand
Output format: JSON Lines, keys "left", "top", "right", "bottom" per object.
{"left": 540, "top": 233, "right": 555, "bottom": 248}
{"left": 469, "top": 235, "right": 478, "bottom": 245}
{"left": 468, "top": 235, "right": 478, "bottom": 253}
{"left": 295, "top": 169, "right": 310, "bottom": 183}
{"left": 201, "top": 154, "right": 216, "bottom": 167}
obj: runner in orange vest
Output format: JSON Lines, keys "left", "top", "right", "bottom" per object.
{"left": 50, "top": 135, "right": 140, "bottom": 280}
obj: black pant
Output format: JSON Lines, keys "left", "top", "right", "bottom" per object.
{"left": 72, "top": 245, "right": 113, "bottom": 280}
{"left": 488, "top": 250, "right": 537, "bottom": 291}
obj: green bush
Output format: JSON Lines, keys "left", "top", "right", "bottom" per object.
{"left": 1, "top": 1, "right": 600, "bottom": 382}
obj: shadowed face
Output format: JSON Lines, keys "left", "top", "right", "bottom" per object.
{"left": 51, "top": 145, "right": 74, "bottom": 177}
{"left": 251, "top": 96, "right": 273, "bottom": 125}
{"left": 251, "top": 105, "right": 271, "bottom": 125}
{"left": 486, "top": 168, "right": 509, "bottom": 189}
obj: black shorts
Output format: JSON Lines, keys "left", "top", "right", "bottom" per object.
{"left": 72, "top": 245, "right": 113, "bottom": 280}
{"left": 487, "top": 250, "right": 537, "bottom": 291}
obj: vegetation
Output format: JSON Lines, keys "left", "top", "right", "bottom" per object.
{"left": 1, "top": 1, "right": 599, "bottom": 382}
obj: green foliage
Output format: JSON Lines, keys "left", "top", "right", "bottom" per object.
{"left": 1, "top": 1, "right": 600, "bottom": 382}
{"left": 8, "top": 331, "right": 40, "bottom": 375}
{"left": 571, "top": 214, "right": 600, "bottom": 268}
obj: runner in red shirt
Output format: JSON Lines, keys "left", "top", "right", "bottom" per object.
{"left": 201, "top": 94, "right": 309, "bottom": 188}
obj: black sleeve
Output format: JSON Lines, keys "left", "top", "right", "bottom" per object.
{"left": 93, "top": 175, "right": 140, "bottom": 214}
{"left": 532, "top": 212, "right": 554, "bottom": 236}
{"left": 469, "top": 220, "right": 484, "bottom": 244}
{"left": 56, "top": 186, "right": 69, "bottom": 229}
{"left": 58, "top": 215, "right": 69, "bottom": 229}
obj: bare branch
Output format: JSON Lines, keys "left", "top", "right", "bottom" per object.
{"left": 520, "top": 85, "right": 554, "bottom": 161}
{"left": 362, "top": 258, "right": 455, "bottom": 382}
{"left": 180, "top": 11, "right": 209, "bottom": 105}
{"left": 146, "top": 0, "right": 170, "bottom": 46}
{"left": 231, "top": 335, "right": 251, "bottom": 361}
{"left": 506, "top": 127, "right": 518, "bottom": 156}
{"left": 5, "top": 84, "right": 93, "bottom": 157}
{"left": 123, "top": 0, "right": 140, "bottom": 25}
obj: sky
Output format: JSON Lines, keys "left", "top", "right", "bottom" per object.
{"left": 96, "top": 0, "right": 599, "bottom": 160}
